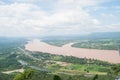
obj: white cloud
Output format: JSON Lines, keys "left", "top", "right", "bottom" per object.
{"left": 0, "top": 0, "right": 119, "bottom": 37}
{"left": 55, "top": 0, "right": 111, "bottom": 9}
{"left": 0, "top": 3, "right": 48, "bottom": 36}
{"left": 101, "top": 13, "right": 116, "bottom": 18}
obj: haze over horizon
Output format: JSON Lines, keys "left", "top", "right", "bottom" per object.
{"left": 0, "top": 0, "right": 120, "bottom": 37}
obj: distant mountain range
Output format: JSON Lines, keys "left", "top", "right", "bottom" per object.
{"left": 42, "top": 32, "right": 120, "bottom": 40}
{"left": 87, "top": 32, "right": 120, "bottom": 39}
{"left": 0, "top": 32, "right": 120, "bottom": 40}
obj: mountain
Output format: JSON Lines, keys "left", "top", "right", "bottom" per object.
{"left": 88, "top": 32, "right": 120, "bottom": 39}
{"left": 42, "top": 32, "right": 120, "bottom": 40}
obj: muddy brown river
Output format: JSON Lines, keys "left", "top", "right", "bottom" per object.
{"left": 25, "top": 39, "right": 120, "bottom": 63}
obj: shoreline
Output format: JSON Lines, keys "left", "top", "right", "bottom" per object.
{"left": 25, "top": 39, "right": 120, "bottom": 64}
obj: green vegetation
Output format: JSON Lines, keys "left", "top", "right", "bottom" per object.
{"left": 72, "top": 39, "right": 120, "bottom": 50}
{"left": 13, "top": 69, "right": 53, "bottom": 80}
{"left": 30, "top": 52, "right": 112, "bottom": 76}
{"left": 0, "top": 37, "right": 119, "bottom": 80}
{"left": 0, "top": 73, "right": 15, "bottom": 80}
{"left": 43, "top": 39, "right": 120, "bottom": 50}
{"left": 111, "top": 64, "right": 120, "bottom": 76}
{"left": 43, "top": 39, "right": 73, "bottom": 47}
{"left": 0, "top": 38, "right": 26, "bottom": 71}
{"left": 13, "top": 68, "right": 115, "bottom": 80}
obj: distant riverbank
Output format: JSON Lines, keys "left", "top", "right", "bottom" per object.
{"left": 25, "top": 39, "right": 120, "bottom": 63}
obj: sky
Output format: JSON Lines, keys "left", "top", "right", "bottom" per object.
{"left": 0, "top": 0, "right": 120, "bottom": 37}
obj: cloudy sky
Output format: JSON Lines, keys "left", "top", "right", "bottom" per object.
{"left": 0, "top": 0, "right": 120, "bottom": 37}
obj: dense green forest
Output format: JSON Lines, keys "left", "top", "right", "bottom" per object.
{"left": 0, "top": 38, "right": 27, "bottom": 71}
{"left": 0, "top": 38, "right": 27, "bottom": 80}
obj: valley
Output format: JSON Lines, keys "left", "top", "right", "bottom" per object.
{"left": 0, "top": 38, "right": 120, "bottom": 80}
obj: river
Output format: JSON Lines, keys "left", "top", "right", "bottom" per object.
{"left": 25, "top": 39, "right": 120, "bottom": 63}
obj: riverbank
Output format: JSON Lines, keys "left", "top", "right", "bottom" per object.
{"left": 25, "top": 39, "right": 120, "bottom": 63}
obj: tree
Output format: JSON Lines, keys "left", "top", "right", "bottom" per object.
{"left": 53, "top": 75, "right": 61, "bottom": 80}
{"left": 111, "top": 64, "right": 120, "bottom": 75}
{"left": 13, "top": 69, "right": 35, "bottom": 80}
{"left": 93, "top": 74, "right": 98, "bottom": 80}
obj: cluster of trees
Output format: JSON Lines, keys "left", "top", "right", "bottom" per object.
{"left": 0, "top": 38, "right": 27, "bottom": 71}
{"left": 1, "top": 65, "right": 119, "bottom": 80}
{"left": 0, "top": 73, "right": 15, "bottom": 80}
{"left": 43, "top": 40, "right": 73, "bottom": 47}
{"left": 33, "top": 52, "right": 112, "bottom": 66}
{"left": 13, "top": 69, "right": 54, "bottom": 80}
{"left": 72, "top": 39, "right": 120, "bottom": 50}
{"left": 0, "top": 54, "right": 22, "bottom": 71}
{"left": 13, "top": 68, "right": 115, "bottom": 80}
{"left": 111, "top": 64, "right": 120, "bottom": 76}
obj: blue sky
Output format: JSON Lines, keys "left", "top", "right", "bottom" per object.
{"left": 0, "top": 0, "right": 120, "bottom": 37}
